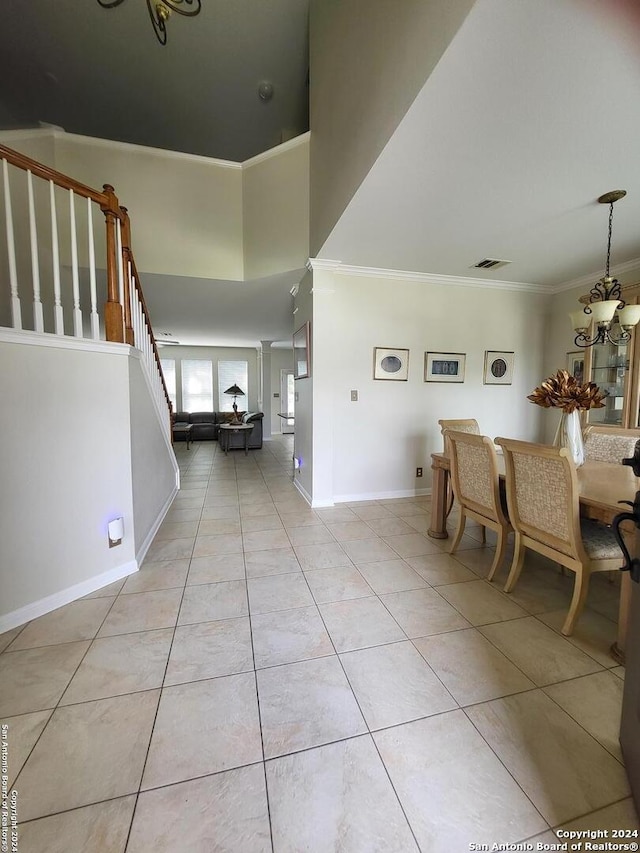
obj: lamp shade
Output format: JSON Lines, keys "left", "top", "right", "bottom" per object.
{"left": 569, "top": 309, "right": 589, "bottom": 332}
{"left": 617, "top": 304, "right": 640, "bottom": 329}
{"left": 224, "top": 384, "right": 245, "bottom": 397}
{"left": 589, "top": 300, "right": 620, "bottom": 325}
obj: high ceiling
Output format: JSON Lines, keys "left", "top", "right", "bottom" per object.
{"left": 0, "top": 0, "right": 309, "bottom": 162}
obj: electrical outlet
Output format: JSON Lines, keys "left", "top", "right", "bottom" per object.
{"left": 351, "top": 390, "right": 358, "bottom": 402}
{"left": 416, "top": 467, "right": 423, "bottom": 478}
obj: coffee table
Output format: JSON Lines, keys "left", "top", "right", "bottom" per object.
{"left": 219, "top": 423, "right": 254, "bottom": 455}
{"left": 172, "top": 423, "right": 193, "bottom": 449}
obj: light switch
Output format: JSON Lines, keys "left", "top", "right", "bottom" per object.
{"left": 351, "top": 390, "right": 358, "bottom": 402}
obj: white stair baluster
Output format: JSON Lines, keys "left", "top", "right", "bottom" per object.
{"left": 49, "top": 180, "right": 64, "bottom": 335}
{"left": 2, "top": 159, "right": 22, "bottom": 329}
{"left": 87, "top": 199, "right": 99, "bottom": 340}
{"left": 27, "top": 170, "right": 44, "bottom": 332}
{"left": 69, "top": 189, "right": 83, "bottom": 337}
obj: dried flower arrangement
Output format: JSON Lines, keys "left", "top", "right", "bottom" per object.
{"left": 527, "top": 369, "right": 606, "bottom": 414}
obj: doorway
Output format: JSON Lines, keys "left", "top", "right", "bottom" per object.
{"left": 280, "top": 369, "right": 294, "bottom": 434}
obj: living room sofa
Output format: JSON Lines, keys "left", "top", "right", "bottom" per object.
{"left": 172, "top": 411, "right": 264, "bottom": 449}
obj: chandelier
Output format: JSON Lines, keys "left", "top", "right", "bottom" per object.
{"left": 96, "top": 0, "right": 202, "bottom": 45}
{"left": 570, "top": 191, "right": 640, "bottom": 348}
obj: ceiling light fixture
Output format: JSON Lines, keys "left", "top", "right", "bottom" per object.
{"left": 570, "top": 190, "right": 640, "bottom": 348}
{"left": 96, "top": 0, "right": 201, "bottom": 45}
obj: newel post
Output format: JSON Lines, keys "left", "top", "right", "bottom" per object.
{"left": 120, "top": 207, "right": 135, "bottom": 346}
{"left": 101, "top": 184, "right": 125, "bottom": 343}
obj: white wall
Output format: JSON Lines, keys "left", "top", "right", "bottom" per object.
{"left": 0, "top": 335, "right": 136, "bottom": 626}
{"left": 292, "top": 271, "right": 314, "bottom": 501}
{"left": 243, "top": 136, "right": 310, "bottom": 280}
{"left": 309, "top": 266, "right": 549, "bottom": 505}
{"left": 269, "top": 347, "right": 294, "bottom": 435}
{"left": 160, "top": 344, "right": 261, "bottom": 413}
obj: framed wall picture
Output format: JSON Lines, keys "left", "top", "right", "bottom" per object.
{"left": 483, "top": 351, "right": 514, "bottom": 385}
{"left": 424, "top": 352, "right": 466, "bottom": 383}
{"left": 373, "top": 347, "right": 409, "bottom": 381}
{"left": 293, "top": 321, "right": 310, "bottom": 379}
{"left": 567, "top": 351, "right": 585, "bottom": 383}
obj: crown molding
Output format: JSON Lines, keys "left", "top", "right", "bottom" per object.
{"left": 554, "top": 257, "right": 640, "bottom": 294}
{"left": 307, "top": 258, "right": 551, "bottom": 294}
{"left": 242, "top": 132, "right": 310, "bottom": 168}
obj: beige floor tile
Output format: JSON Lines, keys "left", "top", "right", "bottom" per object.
{"left": 164, "top": 507, "right": 202, "bottom": 523}
{"left": 60, "top": 628, "right": 173, "bottom": 704}
{"left": 611, "top": 665, "right": 625, "bottom": 679}
{"left": 0, "top": 709, "right": 52, "bottom": 788}
{"left": 205, "top": 482, "right": 238, "bottom": 496}
{"left": 155, "top": 520, "right": 199, "bottom": 540}
{"left": 414, "top": 627, "right": 534, "bottom": 706}
{"left": 374, "top": 710, "right": 547, "bottom": 852}
{"left": 279, "top": 511, "right": 322, "bottom": 529}
{"left": 356, "top": 560, "right": 428, "bottom": 594}
{"left": 17, "top": 691, "right": 159, "bottom": 822}
{"left": 467, "top": 690, "right": 629, "bottom": 825}
{"left": 294, "top": 542, "right": 353, "bottom": 570}
{"left": 384, "top": 533, "right": 440, "bottom": 559}
{"left": 247, "top": 573, "right": 314, "bottom": 614}
{"left": 350, "top": 505, "right": 396, "bottom": 521}
{"left": 192, "top": 533, "right": 243, "bottom": 557}
{"left": 402, "top": 514, "right": 431, "bottom": 534}
{"left": 145, "top": 536, "right": 195, "bottom": 562}
{"left": 537, "top": 607, "right": 618, "bottom": 668}
{"left": 164, "top": 617, "right": 253, "bottom": 685}
{"left": 286, "top": 524, "right": 336, "bottom": 546}
{"left": 304, "top": 565, "right": 373, "bottom": 604}
{"left": 340, "top": 538, "right": 398, "bottom": 564}
{"left": 385, "top": 501, "right": 428, "bottom": 518}
{"left": 121, "top": 561, "right": 189, "bottom": 594}
{"left": 179, "top": 487, "right": 207, "bottom": 498}
{"left": 197, "top": 518, "right": 242, "bottom": 536}
{"left": 8, "top": 598, "right": 115, "bottom": 650}
{"left": 437, "top": 579, "right": 528, "bottom": 625}
{"left": 142, "top": 673, "right": 262, "bottom": 789}
{"left": 200, "top": 504, "right": 241, "bottom": 520}
{"left": 365, "top": 517, "right": 417, "bottom": 537}
{"left": 128, "top": 765, "right": 271, "bottom": 853}
{"left": 18, "top": 796, "right": 136, "bottom": 853}
{"left": 257, "top": 656, "right": 366, "bottom": 759}
{"left": 187, "top": 553, "right": 245, "bottom": 585}
{"left": 0, "top": 626, "right": 26, "bottom": 653}
{"left": 170, "top": 497, "right": 205, "bottom": 510}
{"left": 81, "top": 578, "right": 127, "bottom": 599}
{"left": 98, "top": 589, "right": 182, "bottom": 637}
{"left": 319, "top": 597, "right": 405, "bottom": 652}
{"left": 479, "top": 616, "right": 603, "bottom": 686}
{"left": 326, "top": 521, "right": 379, "bottom": 541}
{"left": 498, "top": 566, "right": 575, "bottom": 615}
{"left": 406, "top": 553, "right": 477, "bottom": 586}
{"left": 240, "top": 502, "right": 278, "bottom": 517}
{"left": 267, "top": 736, "right": 419, "bottom": 853}
{"left": 245, "top": 547, "right": 301, "bottom": 578}
{"left": 178, "top": 580, "right": 248, "bottom": 624}
{"left": 242, "top": 528, "right": 291, "bottom": 552}
{"left": 315, "top": 507, "right": 359, "bottom": 523}
{"left": 380, "top": 588, "right": 470, "bottom": 639}
{"left": 0, "top": 642, "right": 90, "bottom": 716}
{"left": 450, "top": 547, "right": 501, "bottom": 578}
{"left": 341, "top": 641, "right": 456, "bottom": 729}
{"left": 241, "top": 515, "right": 284, "bottom": 533}
{"left": 544, "top": 670, "right": 624, "bottom": 761}
{"left": 553, "top": 798, "right": 639, "bottom": 834}
{"left": 251, "top": 605, "right": 334, "bottom": 669}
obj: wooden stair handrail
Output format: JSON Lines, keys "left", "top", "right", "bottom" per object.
{"left": 0, "top": 143, "right": 119, "bottom": 211}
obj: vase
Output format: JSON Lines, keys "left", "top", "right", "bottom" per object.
{"left": 554, "top": 410, "right": 584, "bottom": 467}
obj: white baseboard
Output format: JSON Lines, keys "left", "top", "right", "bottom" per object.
{"left": 0, "top": 560, "right": 138, "bottom": 635}
{"left": 135, "top": 484, "right": 179, "bottom": 567}
{"left": 333, "top": 487, "right": 432, "bottom": 504}
{"left": 293, "top": 478, "right": 313, "bottom": 506}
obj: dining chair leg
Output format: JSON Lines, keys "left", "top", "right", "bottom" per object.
{"left": 445, "top": 483, "right": 455, "bottom": 518}
{"left": 503, "top": 534, "right": 526, "bottom": 593}
{"left": 448, "top": 511, "right": 466, "bottom": 556}
{"left": 487, "top": 527, "right": 508, "bottom": 583}
{"left": 562, "top": 567, "right": 590, "bottom": 636}
{"left": 480, "top": 526, "right": 487, "bottom": 545}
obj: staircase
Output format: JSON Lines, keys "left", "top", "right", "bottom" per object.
{"left": 0, "top": 142, "right": 179, "bottom": 632}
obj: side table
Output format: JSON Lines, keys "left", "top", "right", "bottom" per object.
{"left": 219, "top": 423, "right": 254, "bottom": 455}
{"left": 172, "top": 423, "right": 193, "bottom": 449}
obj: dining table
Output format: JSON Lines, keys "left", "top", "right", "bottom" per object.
{"left": 428, "top": 450, "right": 639, "bottom": 663}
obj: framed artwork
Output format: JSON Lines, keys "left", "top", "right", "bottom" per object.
{"left": 373, "top": 347, "right": 409, "bottom": 381}
{"left": 567, "top": 351, "right": 585, "bottom": 383}
{"left": 293, "top": 322, "right": 310, "bottom": 379}
{"left": 483, "top": 351, "right": 514, "bottom": 385}
{"left": 424, "top": 352, "right": 466, "bottom": 383}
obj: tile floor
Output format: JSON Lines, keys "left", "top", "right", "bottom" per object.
{"left": 2, "top": 436, "right": 639, "bottom": 852}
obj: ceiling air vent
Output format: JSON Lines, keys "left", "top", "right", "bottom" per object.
{"left": 471, "top": 258, "right": 511, "bottom": 270}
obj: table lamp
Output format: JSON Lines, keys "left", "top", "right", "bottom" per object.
{"left": 225, "top": 384, "right": 245, "bottom": 424}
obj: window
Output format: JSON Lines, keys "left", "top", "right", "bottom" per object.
{"left": 160, "top": 359, "right": 177, "bottom": 410}
{"left": 218, "top": 360, "right": 248, "bottom": 412}
{"left": 182, "top": 359, "right": 213, "bottom": 412}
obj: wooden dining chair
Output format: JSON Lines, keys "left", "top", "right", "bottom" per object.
{"left": 583, "top": 425, "right": 640, "bottom": 464}
{"left": 438, "top": 419, "right": 481, "bottom": 527}
{"left": 444, "top": 430, "right": 512, "bottom": 582}
{"left": 495, "top": 437, "right": 623, "bottom": 636}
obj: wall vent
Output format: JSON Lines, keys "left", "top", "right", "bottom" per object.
{"left": 471, "top": 258, "right": 511, "bottom": 270}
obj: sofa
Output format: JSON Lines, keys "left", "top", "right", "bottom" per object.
{"left": 172, "top": 411, "right": 264, "bottom": 449}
